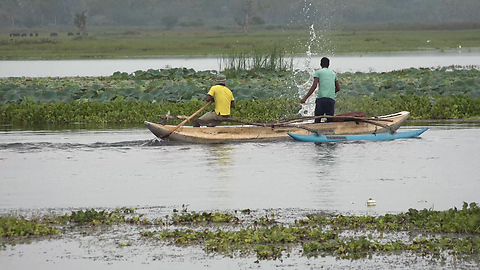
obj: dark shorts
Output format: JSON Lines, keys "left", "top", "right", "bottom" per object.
{"left": 314, "top": 98, "right": 335, "bottom": 123}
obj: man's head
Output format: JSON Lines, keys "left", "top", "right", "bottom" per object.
{"left": 215, "top": 75, "right": 227, "bottom": 85}
{"left": 320, "top": 57, "right": 330, "bottom": 68}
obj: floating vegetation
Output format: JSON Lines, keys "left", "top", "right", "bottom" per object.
{"left": 301, "top": 202, "right": 480, "bottom": 234}
{"left": 340, "top": 66, "right": 480, "bottom": 99}
{"left": 0, "top": 67, "right": 297, "bottom": 106}
{"left": 1, "top": 66, "right": 480, "bottom": 125}
{"left": 336, "top": 93, "right": 480, "bottom": 119}
{"left": 169, "top": 206, "right": 241, "bottom": 225}
{"left": 0, "top": 98, "right": 300, "bottom": 125}
{"left": 1, "top": 203, "right": 479, "bottom": 262}
{"left": 0, "top": 216, "right": 59, "bottom": 237}
{"left": 63, "top": 208, "right": 137, "bottom": 225}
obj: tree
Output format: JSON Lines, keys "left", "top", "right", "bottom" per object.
{"left": 234, "top": 0, "right": 252, "bottom": 33}
{"left": 74, "top": 10, "right": 87, "bottom": 35}
{"left": 251, "top": 15, "right": 265, "bottom": 25}
{"left": 0, "top": 0, "right": 19, "bottom": 27}
{"left": 234, "top": 0, "right": 273, "bottom": 33}
{"left": 162, "top": 15, "right": 178, "bottom": 30}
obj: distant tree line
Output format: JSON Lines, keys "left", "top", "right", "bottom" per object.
{"left": 1, "top": 0, "right": 480, "bottom": 31}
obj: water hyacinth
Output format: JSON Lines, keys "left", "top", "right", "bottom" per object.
{"left": 1, "top": 203, "right": 479, "bottom": 261}
{"left": 1, "top": 66, "right": 480, "bottom": 125}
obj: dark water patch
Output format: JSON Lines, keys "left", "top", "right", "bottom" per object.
{"left": 1, "top": 123, "right": 145, "bottom": 132}
{"left": 0, "top": 140, "right": 154, "bottom": 152}
{"left": 140, "top": 138, "right": 187, "bottom": 147}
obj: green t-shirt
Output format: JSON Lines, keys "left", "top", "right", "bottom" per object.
{"left": 314, "top": 68, "right": 338, "bottom": 100}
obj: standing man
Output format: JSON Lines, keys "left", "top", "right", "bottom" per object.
{"left": 194, "top": 75, "right": 235, "bottom": 127}
{"left": 300, "top": 57, "right": 340, "bottom": 123}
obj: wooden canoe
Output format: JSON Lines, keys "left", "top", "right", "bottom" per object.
{"left": 144, "top": 111, "right": 411, "bottom": 144}
{"left": 288, "top": 128, "right": 428, "bottom": 142}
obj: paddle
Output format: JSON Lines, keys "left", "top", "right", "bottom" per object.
{"left": 160, "top": 101, "right": 213, "bottom": 139}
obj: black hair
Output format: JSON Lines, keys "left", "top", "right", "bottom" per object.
{"left": 320, "top": 57, "right": 330, "bottom": 68}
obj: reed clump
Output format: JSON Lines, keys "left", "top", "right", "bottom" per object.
{"left": 220, "top": 45, "right": 293, "bottom": 77}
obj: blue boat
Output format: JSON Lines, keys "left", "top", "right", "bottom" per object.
{"left": 288, "top": 128, "right": 428, "bottom": 142}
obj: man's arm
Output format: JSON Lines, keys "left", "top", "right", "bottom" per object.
{"left": 230, "top": 100, "right": 236, "bottom": 108}
{"left": 205, "top": 94, "right": 214, "bottom": 102}
{"left": 335, "top": 81, "right": 340, "bottom": 93}
{"left": 300, "top": 77, "right": 319, "bottom": 104}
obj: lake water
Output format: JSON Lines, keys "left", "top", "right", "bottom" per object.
{"left": 1, "top": 124, "right": 479, "bottom": 214}
{"left": 1, "top": 123, "right": 479, "bottom": 269}
{"left": 1, "top": 53, "right": 480, "bottom": 269}
{"left": 1, "top": 51, "right": 480, "bottom": 77}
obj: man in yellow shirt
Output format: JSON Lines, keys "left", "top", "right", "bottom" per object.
{"left": 194, "top": 75, "right": 236, "bottom": 127}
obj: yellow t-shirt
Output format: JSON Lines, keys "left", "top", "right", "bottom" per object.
{"left": 207, "top": 85, "right": 234, "bottom": 116}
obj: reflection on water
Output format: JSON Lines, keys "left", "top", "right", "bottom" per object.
{"left": 209, "top": 145, "right": 234, "bottom": 168}
{"left": 314, "top": 142, "right": 338, "bottom": 166}
{"left": 207, "top": 145, "right": 235, "bottom": 203}
{"left": 310, "top": 143, "right": 339, "bottom": 209}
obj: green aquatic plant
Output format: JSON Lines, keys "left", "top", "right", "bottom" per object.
{"left": 339, "top": 66, "right": 480, "bottom": 99}
{"left": 143, "top": 203, "right": 480, "bottom": 261}
{"left": 154, "top": 224, "right": 338, "bottom": 259}
{"left": 0, "top": 67, "right": 298, "bottom": 105}
{"left": 62, "top": 207, "right": 137, "bottom": 225}
{"left": 302, "top": 235, "right": 480, "bottom": 260}
{"left": 336, "top": 94, "right": 480, "bottom": 120}
{"left": 1, "top": 66, "right": 479, "bottom": 125}
{"left": 302, "top": 202, "right": 480, "bottom": 234}
{"left": 1, "top": 203, "right": 480, "bottom": 262}
{"left": 0, "top": 216, "right": 59, "bottom": 237}
{"left": 170, "top": 211, "right": 241, "bottom": 225}
{"left": 2, "top": 66, "right": 479, "bottom": 105}
{"left": 162, "top": 206, "right": 242, "bottom": 225}
{"left": 0, "top": 98, "right": 301, "bottom": 125}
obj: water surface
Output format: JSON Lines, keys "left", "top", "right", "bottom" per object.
{"left": 1, "top": 51, "right": 479, "bottom": 77}
{"left": 1, "top": 124, "right": 479, "bottom": 269}
{"left": 1, "top": 124, "right": 478, "bottom": 214}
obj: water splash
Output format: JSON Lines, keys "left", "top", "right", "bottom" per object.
{"left": 294, "top": 24, "right": 318, "bottom": 117}
{"left": 306, "top": 24, "right": 317, "bottom": 66}
{"left": 288, "top": 0, "right": 340, "bottom": 117}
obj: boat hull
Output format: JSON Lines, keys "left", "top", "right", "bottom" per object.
{"left": 144, "top": 111, "right": 411, "bottom": 143}
{"left": 288, "top": 128, "right": 428, "bottom": 142}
